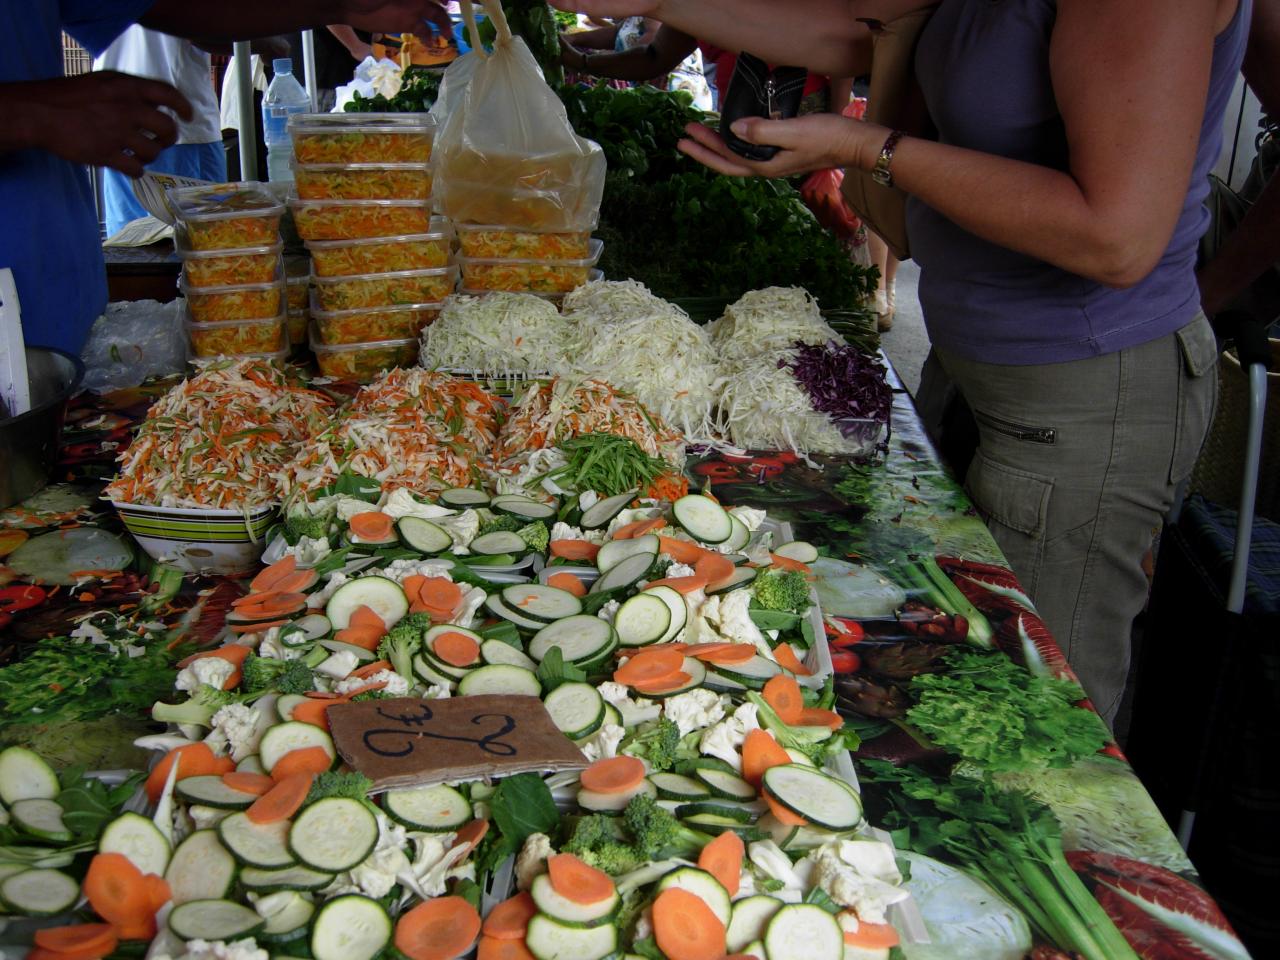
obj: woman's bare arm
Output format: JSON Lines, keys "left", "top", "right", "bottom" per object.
{"left": 561, "top": 24, "right": 696, "bottom": 81}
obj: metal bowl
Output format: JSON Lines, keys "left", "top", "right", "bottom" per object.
{"left": 0, "top": 347, "right": 85, "bottom": 509}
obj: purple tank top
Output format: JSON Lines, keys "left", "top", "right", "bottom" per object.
{"left": 906, "top": 0, "right": 1251, "bottom": 365}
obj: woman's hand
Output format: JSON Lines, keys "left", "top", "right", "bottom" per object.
{"left": 559, "top": 34, "right": 589, "bottom": 70}
{"left": 678, "top": 114, "right": 889, "bottom": 178}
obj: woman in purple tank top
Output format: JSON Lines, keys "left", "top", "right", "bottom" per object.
{"left": 556, "top": 0, "right": 1251, "bottom": 723}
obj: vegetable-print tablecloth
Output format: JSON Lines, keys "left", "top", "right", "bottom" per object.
{"left": 0, "top": 371, "right": 1253, "bottom": 960}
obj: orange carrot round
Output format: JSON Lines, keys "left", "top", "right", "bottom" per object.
{"left": 482, "top": 891, "right": 537, "bottom": 941}
{"left": 83, "top": 853, "right": 148, "bottom": 927}
{"left": 694, "top": 552, "right": 736, "bottom": 590}
{"left": 843, "top": 920, "right": 901, "bottom": 949}
{"left": 613, "top": 647, "right": 684, "bottom": 686}
{"left": 250, "top": 555, "right": 297, "bottom": 594}
{"left": 418, "top": 578, "right": 463, "bottom": 615}
{"left": 349, "top": 512, "right": 394, "bottom": 542}
{"left": 686, "top": 643, "right": 756, "bottom": 665}
{"left": 270, "top": 746, "right": 333, "bottom": 781}
{"left": 549, "top": 540, "right": 600, "bottom": 562}
{"left": 772, "top": 643, "right": 813, "bottom": 677}
{"left": 658, "top": 536, "right": 705, "bottom": 565}
{"left": 697, "top": 830, "right": 745, "bottom": 897}
{"left": 145, "top": 743, "right": 221, "bottom": 803}
{"left": 433, "top": 631, "right": 481, "bottom": 667}
{"left": 477, "top": 937, "right": 536, "bottom": 960}
{"left": 741, "top": 729, "right": 791, "bottom": 788}
{"left": 578, "top": 756, "right": 646, "bottom": 795}
{"left": 764, "top": 792, "right": 809, "bottom": 827}
{"left": 762, "top": 675, "right": 804, "bottom": 726}
{"left": 394, "top": 895, "right": 482, "bottom": 960}
{"left": 34, "top": 923, "right": 117, "bottom": 957}
{"left": 629, "top": 671, "right": 693, "bottom": 695}
{"left": 769, "top": 554, "right": 812, "bottom": 574}
{"left": 289, "top": 698, "right": 339, "bottom": 731}
{"left": 795, "top": 707, "right": 844, "bottom": 731}
{"left": 247, "top": 773, "right": 314, "bottom": 824}
{"left": 546, "top": 572, "right": 587, "bottom": 598}
{"left": 546, "top": 853, "right": 616, "bottom": 905}
{"left": 221, "top": 772, "right": 275, "bottom": 796}
{"left": 652, "top": 887, "right": 727, "bottom": 960}
{"left": 450, "top": 818, "right": 490, "bottom": 856}
{"left": 612, "top": 517, "right": 667, "bottom": 540}
{"left": 644, "top": 575, "right": 709, "bottom": 595}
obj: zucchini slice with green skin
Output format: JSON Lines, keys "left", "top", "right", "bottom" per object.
{"left": 276, "top": 695, "right": 310, "bottom": 722}
{"left": 727, "top": 896, "right": 784, "bottom": 953}
{"left": 613, "top": 592, "right": 672, "bottom": 647}
{"left": 543, "top": 682, "right": 605, "bottom": 740}
{"left": 596, "top": 535, "right": 660, "bottom": 574}
{"left": 236, "top": 755, "right": 267, "bottom": 775}
{"left": 289, "top": 798, "right": 378, "bottom": 873}
{"left": 576, "top": 779, "right": 656, "bottom": 813}
{"left": 9, "top": 798, "right": 71, "bottom": 843}
{"left": 324, "top": 576, "right": 408, "bottom": 630}
{"left": 500, "top": 583, "right": 582, "bottom": 622}
{"left": 485, "top": 594, "right": 551, "bottom": 632}
{"left": 694, "top": 767, "right": 757, "bottom": 801}
{"left": 705, "top": 567, "right": 758, "bottom": 595}
{"left": 382, "top": 784, "right": 471, "bottom": 832}
{"left": 722, "top": 515, "right": 752, "bottom": 552}
{"left": 579, "top": 490, "right": 638, "bottom": 530}
{"left": 588, "top": 553, "right": 652, "bottom": 594}
{"left": 175, "top": 775, "right": 260, "bottom": 810}
{"left": 255, "top": 890, "right": 316, "bottom": 942}
{"left": 707, "top": 655, "right": 782, "bottom": 690}
{"left": 166, "top": 830, "right": 238, "bottom": 904}
{"left": 648, "top": 773, "right": 711, "bottom": 802}
{"left": 100, "top": 811, "right": 171, "bottom": 876}
{"left": 457, "top": 664, "right": 541, "bottom": 697}
{"left": 397, "top": 517, "right": 453, "bottom": 554}
{"left": 526, "top": 912, "right": 619, "bottom": 960}
{"left": 772, "top": 540, "right": 819, "bottom": 564}
{"left": 675, "top": 801, "right": 755, "bottom": 823}
{"left": 481, "top": 638, "right": 538, "bottom": 670}
{"left": 0, "top": 868, "right": 78, "bottom": 916}
{"left": 258, "top": 722, "right": 335, "bottom": 775}
{"left": 0, "top": 746, "right": 60, "bottom": 805}
{"left": 318, "top": 638, "right": 377, "bottom": 662}
{"left": 439, "top": 487, "right": 490, "bottom": 508}
{"left": 491, "top": 495, "right": 558, "bottom": 521}
{"left": 644, "top": 585, "right": 687, "bottom": 644}
{"left": 310, "top": 894, "right": 391, "bottom": 960}
{"left": 763, "top": 903, "right": 844, "bottom": 960}
{"left": 218, "top": 813, "right": 296, "bottom": 869}
{"left": 529, "top": 873, "right": 619, "bottom": 926}
{"left": 760, "top": 764, "right": 864, "bottom": 832}
{"left": 412, "top": 653, "right": 458, "bottom": 691}
{"left": 168, "top": 899, "right": 265, "bottom": 941}
{"left": 527, "top": 615, "right": 616, "bottom": 664}
{"left": 471, "top": 531, "right": 528, "bottom": 555}
{"left": 672, "top": 494, "right": 733, "bottom": 544}
{"left": 238, "top": 864, "right": 334, "bottom": 893}
{"left": 656, "top": 866, "right": 732, "bottom": 926}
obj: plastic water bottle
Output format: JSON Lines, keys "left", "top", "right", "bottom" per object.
{"left": 262, "top": 58, "right": 310, "bottom": 183}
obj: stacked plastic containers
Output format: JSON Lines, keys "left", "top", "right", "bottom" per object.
{"left": 170, "top": 183, "right": 288, "bottom": 362}
{"left": 454, "top": 227, "right": 603, "bottom": 300}
{"left": 287, "top": 113, "right": 454, "bottom": 381}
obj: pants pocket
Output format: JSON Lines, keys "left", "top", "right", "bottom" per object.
{"left": 1169, "top": 315, "right": 1219, "bottom": 485}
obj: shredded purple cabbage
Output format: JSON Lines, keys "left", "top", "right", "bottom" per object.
{"left": 783, "top": 340, "right": 892, "bottom": 424}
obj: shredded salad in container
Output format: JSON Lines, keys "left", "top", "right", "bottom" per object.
{"left": 310, "top": 336, "right": 420, "bottom": 383}
{"left": 105, "top": 358, "right": 332, "bottom": 509}
{"left": 186, "top": 313, "right": 286, "bottom": 358}
{"left": 311, "top": 265, "right": 457, "bottom": 312}
{"left": 293, "top": 162, "right": 433, "bottom": 200}
{"left": 290, "top": 198, "right": 433, "bottom": 241}
{"left": 455, "top": 225, "right": 591, "bottom": 260}
{"left": 181, "top": 276, "right": 284, "bottom": 323}
{"left": 168, "top": 182, "right": 284, "bottom": 250}
{"left": 289, "top": 114, "right": 435, "bottom": 164}
{"left": 180, "top": 243, "right": 282, "bottom": 288}
{"left": 307, "top": 230, "right": 452, "bottom": 277}
{"left": 420, "top": 291, "right": 571, "bottom": 373}
{"left": 708, "top": 285, "right": 840, "bottom": 364}
{"left": 283, "top": 368, "right": 507, "bottom": 496}
{"left": 313, "top": 300, "right": 441, "bottom": 346}
{"left": 457, "top": 257, "right": 593, "bottom": 293}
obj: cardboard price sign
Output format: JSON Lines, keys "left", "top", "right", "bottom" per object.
{"left": 328, "top": 695, "right": 588, "bottom": 790}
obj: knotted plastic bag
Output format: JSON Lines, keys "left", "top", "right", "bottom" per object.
{"left": 434, "top": 0, "right": 605, "bottom": 231}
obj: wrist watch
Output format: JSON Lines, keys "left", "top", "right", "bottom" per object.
{"left": 871, "top": 129, "right": 906, "bottom": 187}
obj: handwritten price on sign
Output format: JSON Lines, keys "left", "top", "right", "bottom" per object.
{"left": 363, "top": 702, "right": 517, "bottom": 758}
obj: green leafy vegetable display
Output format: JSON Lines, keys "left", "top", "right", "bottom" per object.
{"left": 536, "top": 433, "right": 675, "bottom": 498}
{"left": 906, "top": 649, "right": 1111, "bottom": 772}
{"left": 345, "top": 66, "right": 441, "bottom": 113}
{"left": 476, "top": 771, "right": 559, "bottom": 873}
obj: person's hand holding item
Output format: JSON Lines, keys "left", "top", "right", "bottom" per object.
{"left": 338, "top": 0, "right": 453, "bottom": 41}
{"left": 551, "top": 0, "right": 660, "bottom": 17}
{"left": 679, "top": 112, "right": 874, "bottom": 179}
{"left": 559, "top": 34, "right": 590, "bottom": 70}
{"left": 0, "top": 71, "right": 193, "bottom": 177}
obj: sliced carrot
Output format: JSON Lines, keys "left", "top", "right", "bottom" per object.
{"left": 548, "top": 539, "right": 600, "bottom": 562}
{"left": 341, "top": 680, "right": 389, "bottom": 699}
{"left": 432, "top": 630, "right": 481, "bottom": 667}
{"left": 83, "top": 853, "right": 149, "bottom": 927}
{"left": 402, "top": 574, "right": 429, "bottom": 599}
{"left": 795, "top": 707, "right": 844, "bottom": 731}
{"left": 335, "top": 624, "right": 384, "bottom": 651}
{"left": 694, "top": 552, "right": 737, "bottom": 590}
{"left": 221, "top": 771, "right": 275, "bottom": 796}
{"left": 612, "top": 517, "right": 667, "bottom": 540}
{"left": 272, "top": 568, "right": 319, "bottom": 594}
{"left": 697, "top": 830, "right": 745, "bottom": 897}
{"left": 250, "top": 555, "right": 297, "bottom": 594}
{"left": 769, "top": 554, "right": 812, "bottom": 574}
{"left": 652, "top": 886, "right": 726, "bottom": 960}
{"left": 657, "top": 536, "right": 705, "bottom": 564}
{"left": 546, "top": 853, "right": 615, "bottom": 905}
{"left": 111, "top": 918, "right": 158, "bottom": 942}
{"left": 352, "top": 659, "right": 394, "bottom": 679}
{"left": 686, "top": 643, "right": 756, "bottom": 665}
{"left": 349, "top": 511, "right": 394, "bottom": 542}
{"left": 578, "top": 756, "right": 646, "bottom": 795}
{"left": 304, "top": 691, "right": 343, "bottom": 700}
{"left": 176, "top": 644, "right": 252, "bottom": 670}
{"left": 613, "top": 647, "right": 685, "bottom": 686}
{"left": 842, "top": 919, "right": 901, "bottom": 949}
{"left": 29, "top": 934, "right": 120, "bottom": 960}
{"left": 247, "top": 773, "right": 314, "bottom": 824}
{"left": 741, "top": 729, "right": 791, "bottom": 788}
{"left": 764, "top": 792, "right": 809, "bottom": 827}
{"left": 482, "top": 891, "right": 537, "bottom": 941}
{"left": 231, "top": 590, "right": 279, "bottom": 608}
{"left": 34, "top": 923, "right": 117, "bottom": 956}
{"left": 477, "top": 936, "right": 536, "bottom": 960}
{"left": 394, "top": 895, "right": 482, "bottom": 960}
{"left": 270, "top": 746, "right": 333, "bottom": 781}
{"left": 450, "top": 818, "right": 490, "bottom": 857}
{"left": 145, "top": 743, "right": 222, "bottom": 803}
{"left": 645, "top": 575, "right": 709, "bottom": 595}
{"left": 762, "top": 675, "right": 804, "bottom": 726}
{"left": 290, "top": 698, "right": 339, "bottom": 730}
{"left": 145, "top": 873, "right": 172, "bottom": 912}
{"left": 349, "top": 605, "right": 387, "bottom": 631}
{"left": 546, "top": 572, "right": 587, "bottom": 598}
{"left": 630, "top": 671, "right": 692, "bottom": 694}
{"left": 230, "top": 619, "right": 288, "bottom": 635}
{"left": 418, "top": 577, "right": 463, "bottom": 614}
{"left": 772, "top": 643, "right": 813, "bottom": 677}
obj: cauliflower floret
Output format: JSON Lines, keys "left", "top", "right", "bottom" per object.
{"left": 748, "top": 840, "right": 806, "bottom": 900}
{"left": 256, "top": 627, "right": 305, "bottom": 662}
{"left": 209, "top": 704, "right": 265, "bottom": 762}
{"left": 175, "top": 940, "right": 267, "bottom": 960}
{"left": 422, "top": 683, "right": 452, "bottom": 700}
{"left": 175, "top": 657, "right": 236, "bottom": 694}
{"left": 336, "top": 670, "right": 411, "bottom": 697}
{"left": 188, "top": 804, "right": 231, "bottom": 830}
{"left": 596, "top": 599, "right": 621, "bottom": 625}
{"left": 633, "top": 909, "right": 654, "bottom": 942}
{"left": 666, "top": 562, "right": 697, "bottom": 579}
{"left": 307, "top": 571, "right": 348, "bottom": 609}
{"left": 707, "top": 588, "right": 771, "bottom": 656}
{"left": 380, "top": 558, "right": 455, "bottom": 585}
{"left": 382, "top": 489, "right": 456, "bottom": 521}
{"left": 662, "top": 689, "right": 725, "bottom": 737}
{"left": 805, "top": 840, "right": 910, "bottom": 924}
{"left": 699, "top": 702, "right": 761, "bottom": 770}
{"left": 607, "top": 507, "right": 663, "bottom": 537}
{"left": 729, "top": 506, "right": 767, "bottom": 532}
{"left": 351, "top": 843, "right": 412, "bottom": 899}
{"left": 550, "top": 521, "right": 607, "bottom": 546}
{"left": 316, "top": 650, "right": 359, "bottom": 680}
{"left": 454, "top": 585, "right": 488, "bottom": 629}
{"left": 332, "top": 496, "right": 382, "bottom": 523}
{"left": 281, "top": 536, "right": 331, "bottom": 567}
{"left": 515, "top": 832, "right": 553, "bottom": 890}
{"left": 434, "top": 509, "right": 482, "bottom": 553}
{"left": 597, "top": 681, "right": 661, "bottom": 727}
{"left": 578, "top": 723, "right": 625, "bottom": 763}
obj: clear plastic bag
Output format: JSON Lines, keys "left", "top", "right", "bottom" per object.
{"left": 434, "top": 0, "right": 605, "bottom": 232}
{"left": 80, "top": 299, "right": 187, "bottom": 393}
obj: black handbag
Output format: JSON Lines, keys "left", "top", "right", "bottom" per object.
{"left": 720, "top": 53, "right": 808, "bottom": 162}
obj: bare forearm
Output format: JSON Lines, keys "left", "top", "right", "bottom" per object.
{"left": 142, "top": 0, "right": 344, "bottom": 41}
{"left": 1244, "top": 0, "right": 1280, "bottom": 117}
{"left": 1198, "top": 172, "right": 1280, "bottom": 314}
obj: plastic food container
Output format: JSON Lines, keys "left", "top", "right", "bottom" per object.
{"left": 180, "top": 273, "right": 285, "bottom": 324}
{"left": 311, "top": 265, "right": 457, "bottom": 312}
{"left": 286, "top": 273, "right": 311, "bottom": 312}
{"left": 310, "top": 326, "right": 419, "bottom": 382}
{"left": 293, "top": 161, "right": 434, "bottom": 201}
{"left": 456, "top": 239, "right": 604, "bottom": 294}
{"left": 458, "top": 268, "right": 603, "bottom": 302}
{"left": 186, "top": 310, "right": 287, "bottom": 358}
{"left": 179, "top": 242, "right": 283, "bottom": 289}
{"left": 290, "top": 198, "right": 434, "bottom": 241}
{"left": 455, "top": 224, "right": 593, "bottom": 260}
{"left": 306, "top": 222, "right": 453, "bottom": 277}
{"left": 287, "top": 308, "right": 308, "bottom": 346}
{"left": 288, "top": 112, "right": 436, "bottom": 164}
{"left": 311, "top": 296, "right": 442, "bottom": 346}
{"left": 169, "top": 182, "right": 285, "bottom": 251}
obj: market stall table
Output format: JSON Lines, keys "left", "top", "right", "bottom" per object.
{"left": 0, "top": 360, "right": 1253, "bottom": 960}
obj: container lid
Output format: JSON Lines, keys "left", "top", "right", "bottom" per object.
{"left": 309, "top": 264, "right": 458, "bottom": 286}
{"left": 303, "top": 221, "right": 453, "bottom": 249}
{"left": 291, "top": 159, "right": 433, "bottom": 172}
{"left": 178, "top": 267, "right": 285, "bottom": 298}
{"left": 308, "top": 322, "right": 418, "bottom": 354}
{"left": 177, "top": 240, "right": 284, "bottom": 261}
{"left": 454, "top": 238, "right": 603, "bottom": 269}
{"left": 309, "top": 290, "right": 444, "bottom": 320}
{"left": 288, "top": 197, "right": 433, "bottom": 211}
{"left": 168, "top": 182, "right": 286, "bottom": 223}
{"left": 184, "top": 308, "right": 287, "bottom": 331}
{"left": 453, "top": 222, "right": 596, "bottom": 235}
{"left": 288, "top": 112, "right": 436, "bottom": 132}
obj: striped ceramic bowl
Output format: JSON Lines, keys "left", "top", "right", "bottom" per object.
{"left": 112, "top": 501, "right": 278, "bottom": 576}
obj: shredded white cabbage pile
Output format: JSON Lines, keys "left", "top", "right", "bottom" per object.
{"left": 717, "top": 354, "right": 861, "bottom": 456}
{"left": 419, "top": 292, "right": 571, "bottom": 373}
{"left": 559, "top": 280, "right": 722, "bottom": 442}
{"left": 708, "top": 286, "right": 839, "bottom": 364}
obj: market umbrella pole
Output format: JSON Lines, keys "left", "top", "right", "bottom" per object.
{"left": 302, "top": 29, "right": 318, "bottom": 112}
{"left": 234, "top": 40, "right": 256, "bottom": 181}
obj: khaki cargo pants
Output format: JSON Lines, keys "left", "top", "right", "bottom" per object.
{"left": 936, "top": 314, "right": 1218, "bottom": 724}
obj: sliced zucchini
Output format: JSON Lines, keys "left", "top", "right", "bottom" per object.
{"left": 289, "top": 798, "right": 378, "bottom": 872}
{"left": 527, "top": 616, "right": 616, "bottom": 664}
{"left": 176, "top": 775, "right": 259, "bottom": 810}
{"left": 457, "top": 664, "right": 541, "bottom": 697}
{"left": 674, "top": 801, "right": 754, "bottom": 823}
{"left": 471, "top": 531, "right": 528, "bottom": 555}
{"left": 500, "top": 583, "right": 582, "bottom": 622}
{"left": 310, "top": 894, "right": 391, "bottom": 960}
{"left": 543, "top": 682, "right": 605, "bottom": 740}
{"left": 412, "top": 653, "right": 458, "bottom": 690}
{"left": 259, "top": 722, "right": 335, "bottom": 775}
{"left": 682, "top": 812, "right": 756, "bottom": 835}
{"left": 576, "top": 779, "right": 655, "bottom": 813}
{"left": 485, "top": 594, "right": 552, "bottom": 632}
{"left": 589, "top": 553, "right": 653, "bottom": 595}
{"left": 707, "top": 655, "right": 782, "bottom": 690}
{"left": 218, "top": 812, "right": 296, "bottom": 869}
{"left": 169, "top": 898, "right": 265, "bottom": 941}
{"left": 644, "top": 585, "right": 687, "bottom": 644}
{"left": 256, "top": 890, "right": 316, "bottom": 942}
{"left": 764, "top": 903, "right": 844, "bottom": 960}
{"left": 236, "top": 755, "right": 266, "bottom": 775}
{"left": 0, "top": 868, "right": 78, "bottom": 916}
{"left": 722, "top": 515, "right": 751, "bottom": 552}
{"left": 276, "top": 694, "right": 310, "bottom": 722}
{"left": 672, "top": 495, "right": 732, "bottom": 544}
{"left": 318, "top": 638, "right": 378, "bottom": 662}
{"left": 613, "top": 592, "right": 671, "bottom": 647}
{"left": 648, "top": 773, "right": 711, "bottom": 802}
{"left": 760, "top": 765, "right": 863, "bottom": 832}
{"left": 0, "top": 747, "right": 60, "bottom": 805}
{"left": 239, "top": 863, "right": 334, "bottom": 893}
{"left": 397, "top": 517, "right": 453, "bottom": 554}
{"left": 10, "top": 798, "right": 71, "bottom": 843}
{"left": 100, "top": 811, "right": 171, "bottom": 876}
{"left": 579, "top": 490, "right": 637, "bottom": 530}
{"left": 727, "top": 896, "right": 784, "bottom": 953}
{"left": 439, "top": 487, "right": 490, "bottom": 508}
{"left": 382, "top": 783, "right": 471, "bottom": 832}
{"left": 526, "top": 911, "right": 618, "bottom": 960}
{"left": 529, "top": 873, "right": 619, "bottom": 926}
{"left": 694, "top": 767, "right": 756, "bottom": 801}
{"left": 656, "top": 866, "right": 731, "bottom": 926}
{"left": 481, "top": 639, "right": 538, "bottom": 670}
{"left": 325, "top": 576, "right": 408, "bottom": 630}
{"left": 773, "top": 540, "right": 819, "bottom": 564}
{"left": 596, "top": 535, "right": 659, "bottom": 574}
{"left": 705, "top": 567, "right": 757, "bottom": 595}
{"left": 166, "top": 830, "right": 237, "bottom": 904}
{"left": 631, "top": 657, "right": 707, "bottom": 699}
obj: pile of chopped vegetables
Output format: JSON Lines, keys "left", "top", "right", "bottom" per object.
{"left": 420, "top": 292, "right": 572, "bottom": 373}
{"left": 717, "top": 354, "right": 862, "bottom": 456}
{"left": 786, "top": 340, "right": 894, "bottom": 425}
{"left": 456, "top": 226, "right": 591, "bottom": 260}
{"left": 283, "top": 368, "right": 507, "bottom": 496}
{"left": 708, "top": 287, "right": 840, "bottom": 365}
{"left": 291, "top": 125, "right": 434, "bottom": 164}
{"left": 532, "top": 432, "right": 689, "bottom": 500}
{"left": 293, "top": 164, "right": 433, "bottom": 201}
{"left": 458, "top": 258, "right": 592, "bottom": 293}
{"left": 104, "top": 359, "right": 332, "bottom": 509}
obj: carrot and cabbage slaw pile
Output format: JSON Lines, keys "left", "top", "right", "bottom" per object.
{"left": 104, "top": 359, "right": 334, "bottom": 509}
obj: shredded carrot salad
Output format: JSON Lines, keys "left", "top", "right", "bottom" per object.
{"left": 188, "top": 317, "right": 284, "bottom": 358}
{"left": 104, "top": 359, "right": 334, "bottom": 509}
{"left": 282, "top": 368, "right": 508, "bottom": 496}
{"left": 313, "top": 340, "right": 420, "bottom": 382}
{"left": 292, "top": 202, "right": 432, "bottom": 241}
{"left": 460, "top": 260, "right": 590, "bottom": 294}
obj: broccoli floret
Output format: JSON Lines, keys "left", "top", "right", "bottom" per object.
{"left": 241, "top": 654, "right": 315, "bottom": 696}
{"left": 305, "top": 770, "right": 374, "bottom": 805}
{"left": 620, "top": 716, "right": 681, "bottom": 773}
{"left": 479, "top": 514, "right": 522, "bottom": 536}
{"left": 562, "top": 814, "right": 644, "bottom": 876}
{"left": 377, "top": 612, "right": 431, "bottom": 679}
{"left": 622, "top": 793, "right": 714, "bottom": 861}
{"left": 644, "top": 555, "right": 672, "bottom": 583}
{"left": 351, "top": 689, "right": 397, "bottom": 701}
{"left": 517, "top": 521, "right": 549, "bottom": 553}
{"left": 752, "top": 569, "right": 811, "bottom": 613}
{"left": 284, "top": 506, "right": 331, "bottom": 542}
{"left": 150, "top": 684, "right": 238, "bottom": 727}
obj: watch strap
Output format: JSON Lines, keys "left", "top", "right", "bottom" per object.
{"left": 871, "top": 129, "right": 906, "bottom": 187}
